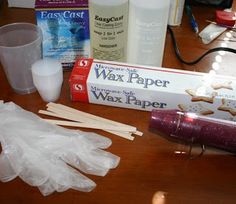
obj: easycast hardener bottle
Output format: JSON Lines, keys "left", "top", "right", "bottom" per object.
{"left": 127, "top": 0, "right": 170, "bottom": 67}
{"left": 89, "top": 0, "right": 128, "bottom": 62}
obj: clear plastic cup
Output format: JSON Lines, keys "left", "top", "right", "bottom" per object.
{"left": 31, "top": 59, "right": 63, "bottom": 102}
{"left": 0, "top": 23, "right": 42, "bottom": 94}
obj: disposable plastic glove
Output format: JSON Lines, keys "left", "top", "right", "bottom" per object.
{"left": 0, "top": 102, "right": 120, "bottom": 196}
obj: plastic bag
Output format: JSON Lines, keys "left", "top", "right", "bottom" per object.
{"left": 199, "top": 23, "right": 227, "bottom": 44}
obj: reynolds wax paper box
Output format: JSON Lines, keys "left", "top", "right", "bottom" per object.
{"left": 35, "top": 0, "right": 90, "bottom": 68}
{"left": 69, "top": 58, "right": 236, "bottom": 121}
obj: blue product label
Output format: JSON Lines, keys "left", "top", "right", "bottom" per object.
{"left": 36, "top": 9, "right": 90, "bottom": 68}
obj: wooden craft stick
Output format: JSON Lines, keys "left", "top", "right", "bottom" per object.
{"left": 47, "top": 102, "right": 128, "bottom": 126}
{"left": 39, "top": 109, "right": 135, "bottom": 141}
{"left": 47, "top": 105, "right": 104, "bottom": 125}
{"left": 39, "top": 110, "right": 62, "bottom": 118}
{"left": 47, "top": 102, "right": 143, "bottom": 136}
{"left": 43, "top": 119, "right": 137, "bottom": 132}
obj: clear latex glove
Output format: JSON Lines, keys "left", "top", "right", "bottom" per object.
{"left": 0, "top": 102, "right": 120, "bottom": 196}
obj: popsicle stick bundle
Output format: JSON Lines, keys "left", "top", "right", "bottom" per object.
{"left": 39, "top": 103, "right": 143, "bottom": 141}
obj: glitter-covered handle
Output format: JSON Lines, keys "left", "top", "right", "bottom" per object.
{"left": 150, "top": 109, "right": 236, "bottom": 154}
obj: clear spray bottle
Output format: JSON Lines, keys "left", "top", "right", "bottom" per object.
{"left": 127, "top": 0, "right": 170, "bottom": 67}
{"left": 89, "top": 0, "right": 128, "bottom": 62}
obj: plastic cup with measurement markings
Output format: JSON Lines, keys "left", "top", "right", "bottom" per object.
{"left": 0, "top": 23, "right": 42, "bottom": 94}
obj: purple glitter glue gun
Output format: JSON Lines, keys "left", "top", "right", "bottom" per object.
{"left": 149, "top": 109, "right": 236, "bottom": 154}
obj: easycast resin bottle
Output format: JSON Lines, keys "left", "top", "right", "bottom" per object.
{"left": 89, "top": 0, "right": 128, "bottom": 62}
{"left": 127, "top": 0, "right": 170, "bottom": 67}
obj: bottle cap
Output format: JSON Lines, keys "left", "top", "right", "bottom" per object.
{"left": 216, "top": 10, "right": 236, "bottom": 27}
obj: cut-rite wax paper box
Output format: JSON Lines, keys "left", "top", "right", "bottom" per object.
{"left": 35, "top": 0, "right": 90, "bottom": 69}
{"left": 69, "top": 58, "right": 236, "bottom": 121}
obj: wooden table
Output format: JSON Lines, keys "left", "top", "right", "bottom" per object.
{"left": 1, "top": 1, "right": 236, "bottom": 204}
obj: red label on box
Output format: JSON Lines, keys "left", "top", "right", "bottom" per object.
{"left": 69, "top": 58, "right": 93, "bottom": 102}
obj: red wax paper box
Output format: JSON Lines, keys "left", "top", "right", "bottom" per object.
{"left": 69, "top": 58, "right": 236, "bottom": 121}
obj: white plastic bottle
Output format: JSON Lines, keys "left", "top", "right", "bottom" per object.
{"left": 89, "top": 0, "right": 128, "bottom": 62}
{"left": 168, "top": 0, "right": 185, "bottom": 26}
{"left": 127, "top": 0, "right": 170, "bottom": 67}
